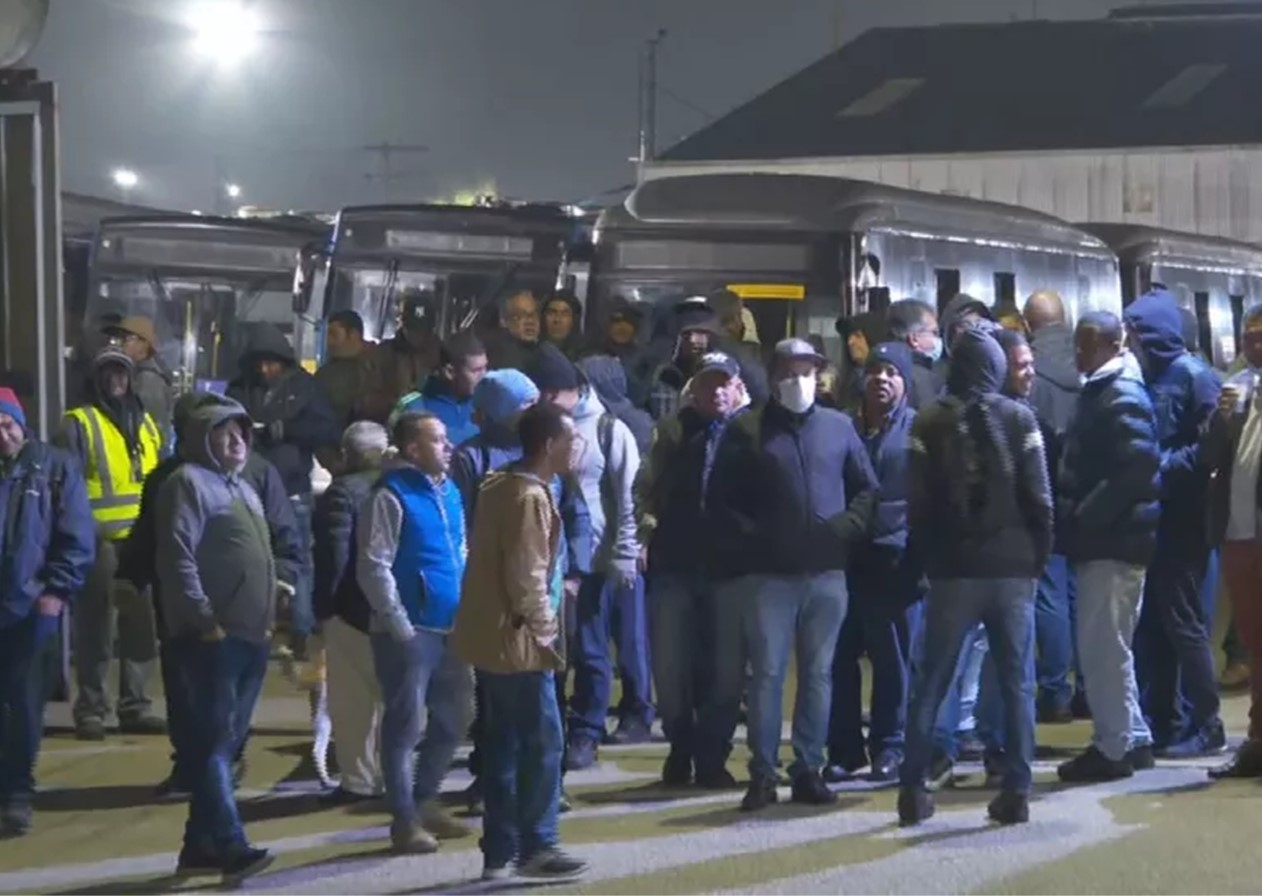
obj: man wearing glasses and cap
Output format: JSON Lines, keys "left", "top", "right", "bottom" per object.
{"left": 361, "top": 291, "right": 443, "bottom": 424}
{"left": 708, "top": 338, "right": 879, "bottom": 812}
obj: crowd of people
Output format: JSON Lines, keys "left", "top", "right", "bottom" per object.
{"left": 0, "top": 282, "right": 1260, "bottom": 883}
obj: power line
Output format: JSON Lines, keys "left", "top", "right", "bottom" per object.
{"left": 657, "top": 83, "right": 718, "bottom": 122}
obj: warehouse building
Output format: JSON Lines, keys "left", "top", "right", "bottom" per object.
{"left": 645, "top": 3, "right": 1262, "bottom": 244}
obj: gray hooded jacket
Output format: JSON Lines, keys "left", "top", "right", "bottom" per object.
{"left": 155, "top": 396, "right": 277, "bottom": 644}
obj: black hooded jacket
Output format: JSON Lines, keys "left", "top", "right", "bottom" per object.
{"left": 579, "top": 354, "right": 654, "bottom": 454}
{"left": 909, "top": 327, "right": 1053, "bottom": 579}
{"left": 227, "top": 325, "right": 341, "bottom": 497}
{"left": 1028, "top": 322, "right": 1081, "bottom": 437}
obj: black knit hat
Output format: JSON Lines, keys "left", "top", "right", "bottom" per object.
{"left": 525, "top": 343, "right": 582, "bottom": 392}
{"left": 866, "top": 341, "right": 913, "bottom": 386}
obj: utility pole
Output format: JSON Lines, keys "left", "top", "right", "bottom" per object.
{"left": 362, "top": 141, "right": 429, "bottom": 201}
{"left": 637, "top": 29, "right": 666, "bottom": 165}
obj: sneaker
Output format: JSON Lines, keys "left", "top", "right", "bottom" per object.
{"left": 790, "top": 770, "right": 838, "bottom": 806}
{"left": 1208, "top": 740, "right": 1262, "bottom": 780}
{"left": 694, "top": 765, "right": 739, "bottom": 790}
{"left": 482, "top": 865, "right": 512, "bottom": 881}
{"left": 220, "top": 846, "right": 274, "bottom": 884}
{"left": 517, "top": 847, "right": 588, "bottom": 881}
{"left": 1220, "top": 662, "right": 1250, "bottom": 691}
{"left": 661, "top": 750, "right": 692, "bottom": 787}
{"left": 464, "top": 779, "right": 484, "bottom": 816}
{"left": 868, "top": 749, "right": 901, "bottom": 784}
{"left": 987, "top": 790, "right": 1029, "bottom": 825}
{"left": 564, "top": 736, "right": 598, "bottom": 772}
{"left": 0, "top": 801, "right": 31, "bottom": 837}
{"left": 118, "top": 715, "right": 166, "bottom": 736}
{"left": 75, "top": 717, "right": 105, "bottom": 742}
{"left": 925, "top": 753, "right": 955, "bottom": 792}
{"left": 174, "top": 845, "right": 221, "bottom": 878}
{"left": 419, "top": 799, "right": 471, "bottom": 840}
{"left": 739, "top": 776, "right": 778, "bottom": 812}
{"left": 1126, "top": 745, "right": 1156, "bottom": 771}
{"left": 1057, "top": 746, "right": 1133, "bottom": 783}
{"left": 1158, "top": 721, "right": 1228, "bottom": 760}
{"left": 605, "top": 717, "right": 652, "bottom": 745}
{"left": 390, "top": 821, "right": 439, "bottom": 855}
{"left": 897, "top": 787, "right": 934, "bottom": 827}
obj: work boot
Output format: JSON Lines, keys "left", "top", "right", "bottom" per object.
{"left": 739, "top": 776, "right": 778, "bottom": 812}
{"left": 987, "top": 790, "right": 1030, "bottom": 825}
{"left": 790, "top": 769, "right": 837, "bottom": 805}
{"left": 75, "top": 717, "right": 105, "bottom": 742}
{"left": 419, "top": 799, "right": 471, "bottom": 840}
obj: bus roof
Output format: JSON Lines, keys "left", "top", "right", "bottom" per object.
{"left": 1077, "top": 223, "right": 1262, "bottom": 271}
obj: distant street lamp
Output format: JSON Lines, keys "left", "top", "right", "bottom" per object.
{"left": 189, "top": 2, "right": 261, "bottom": 66}
{"left": 226, "top": 183, "right": 242, "bottom": 199}
{"left": 112, "top": 167, "right": 138, "bottom": 201}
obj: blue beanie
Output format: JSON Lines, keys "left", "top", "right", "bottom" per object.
{"left": 866, "top": 341, "right": 914, "bottom": 387}
{"left": 474, "top": 369, "right": 540, "bottom": 426}
{"left": 0, "top": 387, "right": 25, "bottom": 428}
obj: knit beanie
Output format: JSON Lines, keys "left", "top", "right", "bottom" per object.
{"left": 525, "top": 343, "right": 582, "bottom": 393}
{"left": 474, "top": 369, "right": 541, "bottom": 426}
{"left": 0, "top": 387, "right": 24, "bottom": 428}
{"left": 866, "top": 341, "right": 914, "bottom": 387}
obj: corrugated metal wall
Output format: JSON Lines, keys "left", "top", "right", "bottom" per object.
{"left": 643, "top": 145, "right": 1262, "bottom": 243}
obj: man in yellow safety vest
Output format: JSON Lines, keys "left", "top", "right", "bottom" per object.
{"left": 61, "top": 346, "right": 164, "bottom": 740}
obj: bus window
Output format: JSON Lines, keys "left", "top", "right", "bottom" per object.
{"left": 993, "top": 272, "right": 1017, "bottom": 311}
{"left": 1194, "top": 292, "right": 1213, "bottom": 364}
{"left": 1231, "top": 295, "right": 1245, "bottom": 356}
{"left": 936, "top": 269, "right": 960, "bottom": 313}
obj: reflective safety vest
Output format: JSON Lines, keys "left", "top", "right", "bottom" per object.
{"left": 64, "top": 405, "right": 162, "bottom": 542}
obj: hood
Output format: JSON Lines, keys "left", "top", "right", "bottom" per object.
{"left": 572, "top": 385, "right": 606, "bottom": 424}
{"left": 1123, "top": 289, "right": 1185, "bottom": 375}
{"left": 420, "top": 374, "right": 461, "bottom": 405}
{"left": 238, "top": 324, "right": 296, "bottom": 370}
{"left": 941, "top": 294, "right": 993, "bottom": 352}
{"left": 179, "top": 394, "right": 253, "bottom": 471}
{"left": 1029, "top": 323, "right": 1081, "bottom": 391}
{"left": 946, "top": 327, "right": 1007, "bottom": 400}
{"left": 577, "top": 355, "right": 630, "bottom": 405}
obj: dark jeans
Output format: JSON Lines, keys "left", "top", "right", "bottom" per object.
{"left": 481, "top": 670, "right": 563, "bottom": 869}
{"left": 569, "top": 573, "right": 653, "bottom": 741}
{"left": 829, "top": 587, "right": 921, "bottom": 766}
{"left": 1035, "top": 554, "right": 1080, "bottom": 710}
{"left": 1134, "top": 543, "right": 1220, "bottom": 745}
{"left": 0, "top": 613, "right": 58, "bottom": 802}
{"left": 160, "top": 641, "right": 195, "bottom": 789}
{"left": 289, "top": 494, "right": 315, "bottom": 643}
{"left": 649, "top": 574, "right": 744, "bottom": 774}
{"left": 902, "top": 578, "right": 1036, "bottom": 794}
{"left": 178, "top": 636, "right": 268, "bottom": 853}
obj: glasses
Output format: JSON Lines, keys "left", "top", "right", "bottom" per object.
{"left": 505, "top": 312, "right": 539, "bottom": 324}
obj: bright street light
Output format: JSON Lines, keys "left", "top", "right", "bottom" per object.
{"left": 225, "top": 183, "right": 242, "bottom": 199}
{"left": 189, "top": 2, "right": 261, "bottom": 65}
{"left": 112, "top": 168, "right": 138, "bottom": 190}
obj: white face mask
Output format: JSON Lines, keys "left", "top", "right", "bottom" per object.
{"left": 776, "top": 375, "right": 817, "bottom": 414}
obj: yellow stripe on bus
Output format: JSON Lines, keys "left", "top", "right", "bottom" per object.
{"left": 726, "top": 283, "right": 806, "bottom": 301}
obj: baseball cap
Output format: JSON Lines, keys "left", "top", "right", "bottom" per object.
{"left": 694, "top": 351, "right": 740, "bottom": 379}
{"left": 773, "top": 337, "right": 826, "bottom": 366}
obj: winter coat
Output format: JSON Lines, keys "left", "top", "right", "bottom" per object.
{"left": 391, "top": 375, "right": 479, "bottom": 445}
{"left": 313, "top": 468, "right": 379, "bottom": 634}
{"left": 1058, "top": 353, "right": 1161, "bottom": 566}
{"left": 571, "top": 388, "right": 641, "bottom": 580}
{"left": 1028, "top": 323, "right": 1080, "bottom": 438}
{"left": 227, "top": 324, "right": 342, "bottom": 497}
{"left": 579, "top": 355, "right": 654, "bottom": 455}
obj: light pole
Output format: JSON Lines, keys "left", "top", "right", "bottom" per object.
{"left": 189, "top": 1, "right": 261, "bottom": 67}
{"left": 112, "top": 167, "right": 138, "bottom": 203}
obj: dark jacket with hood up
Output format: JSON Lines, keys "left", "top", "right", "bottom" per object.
{"left": 709, "top": 396, "right": 879, "bottom": 578}
{"left": 542, "top": 293, "right": 586, "bottom": 360}
{"left": 1058, "top": 352, "right": 1161, "bottom": 566}
{"left": 227, "top": 324, "right": 341, "bottom": 497}
{"left": 909, "top": 327, "right": 1053, "bottom": 579}
{"left": 1028, "top": 322, "right": 1080, "bottom": 438}
{"left": 154, "top": 398, "right": 278, "bottom": 644}
{"left": 934, "top": 294, "right": 993, "bottom": 385}
{"left": 579, "top": 355, "right": 654, "bottom": 454}
{"left": 1123, "top": 290, "right": 1221, "bottom": 544}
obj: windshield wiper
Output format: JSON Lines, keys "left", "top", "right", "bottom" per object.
{"left": 459, "top": 261, "right": 522, "bottom": 331}
{"left": 375, "top": 258, "right": 401, "bottom": 341}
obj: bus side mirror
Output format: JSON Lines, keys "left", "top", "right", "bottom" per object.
{"left": 292, "top": 243, "right": 326, "bottom": 316}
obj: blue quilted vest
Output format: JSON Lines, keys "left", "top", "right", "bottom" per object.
{"left": 379, "top": 467, "right": 466, "bottom": 632}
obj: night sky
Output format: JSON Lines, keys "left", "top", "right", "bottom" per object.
{"left": 26, "top": 0, "right": 1217, "bottom": 213}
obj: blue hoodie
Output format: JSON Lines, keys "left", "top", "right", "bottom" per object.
{"left": 1123, "top": 290, "right": 1220, "bottom": 539}
{"left": 392, "top": 375, "right": 479, "bottom": 446}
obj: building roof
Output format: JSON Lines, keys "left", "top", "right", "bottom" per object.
{"left": 659, "top": 4, "right": 1262, "bottom": 163}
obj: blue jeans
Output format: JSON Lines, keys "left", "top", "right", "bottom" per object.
{"left": 569, "top": 573, "right": 653, "bottom": 741}
{"left": 829, "top": 587, "right": 921, "bottom": 765}
{"left": 372, "top": 629, "right": 472, "bottom": 828}
{"left": 902, "top": 578, "right": 1036, "bottom": 794}
{"left": 923, "top": 623, "right": 988, "bottom": 758}
{"left": 178, "top": 636, "right": 268, "bottom": 853}
{"left": 289, "top": 494, "right": 315, "bottom": 643}
{"left": 743, "top": 571, "right": 849, "bottom": 780}
{"left": 481, "top": 670, "right": 564, "bottom": 869}
{"left": 649, "top": 574, "right": 744, "bottom": 774}
{"left": 1035, "top": 554, "right": 1079, "bottom": 710}
{"left": 0, "top": 613, "right": 57, "bottom": 802}
{"left": 1134, "top": 544, "right": 1219, "bottom": 745}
